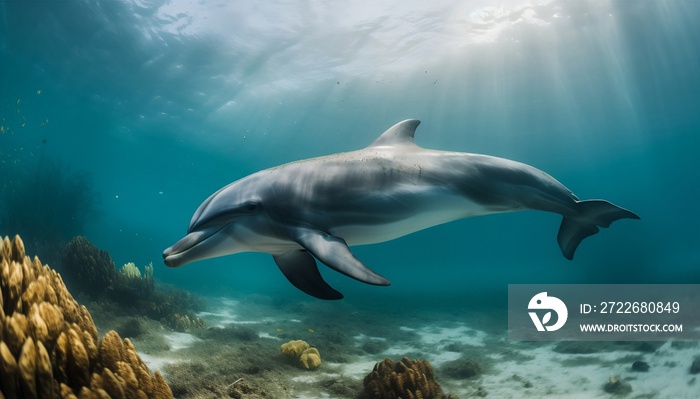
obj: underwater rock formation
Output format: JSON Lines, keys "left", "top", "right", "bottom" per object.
{"left": 362, "top": 357, "right": 456, "bottom": 399}
{"left": 280, "top": 340, "right": 321, "bottom": 370}
{"left": 61, "top": 236, "right": 118, "bottom": 298}
{"left": 0, "top": 235, "right": 173, "bottom": 399}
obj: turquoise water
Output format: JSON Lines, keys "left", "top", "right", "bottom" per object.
{"left": 1, "top": 1, "right": 699, "bottom": 305}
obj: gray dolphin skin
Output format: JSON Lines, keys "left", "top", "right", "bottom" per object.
{"left": 163, "top": 119, "right": 639, "bottom": 300}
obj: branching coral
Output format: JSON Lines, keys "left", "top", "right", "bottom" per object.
{"left": 120, "top": 262, "right": 142, "bottom": 280}
{"left": 0, "top": 235, "right": 173, "bottom": 398}
{"left": 60, "top": 236, "right": 201, "bottom": 331}
{"left": 61, "top": 237, "right": 156, "bottom": 302}
{"left": 362, "top": 357, "right": 456, "bottom": 399}
{"left": 117, "top": 261, "right": 154, "bottom": 299}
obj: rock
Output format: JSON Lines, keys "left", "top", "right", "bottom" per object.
{"left": 631, "top": 360, "right": 649, "bottom": 372}
{"left": 603, "top": 374, "right": 632, "bottom": 396}
{"left": 690, "top": 356, "right": 700, "bottom": 374}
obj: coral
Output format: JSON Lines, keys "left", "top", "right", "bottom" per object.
{"left": 60, "top": 237, "right": 197, "bottom": 330}
{"left": 280, "top": 340, "right": 310, "bottom": 358}
{"left": 280, "top": 340, "right": 321, "bottom": 370}
{"left": 61, "top": 236, "right": 118, "bottom": 298}
{"left": 120, "top": 262, "right": 142, "bottom": 280}
{"left": 0, "top": 235, "right": 173, "bottom": 398}
{"left": 115, "top": 261, "right": 154, "bottom": 300}
{"left": 362, "top": 357, "right": 456, "bottom": 399}
{"left": 299, "top": 347, "right": 322, "bottom": 370}
{"left": 168, "top": 313, "right": 204, "bottom": 332}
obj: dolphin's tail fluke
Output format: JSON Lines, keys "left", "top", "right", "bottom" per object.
{"left": 557, "top": 200, "right": 640, "bottom": 260}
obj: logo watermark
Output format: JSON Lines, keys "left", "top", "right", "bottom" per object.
{"left": 528, "top": 292, "right": 568, "bottom": 332}
{"left": 508, "top": 284, "right": 700, "bottom": 341}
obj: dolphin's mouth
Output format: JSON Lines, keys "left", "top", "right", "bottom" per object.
{"left": 163, "top": 225, "right": 224, "bottom": 267}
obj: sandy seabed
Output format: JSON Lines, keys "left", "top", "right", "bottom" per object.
{"left": 94, "top": 295, "right": 700, "bottom": 399}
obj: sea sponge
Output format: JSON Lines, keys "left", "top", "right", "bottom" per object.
{"left": 280, "top": 339, "right": 310, "bottom": 358}
{"left": 299, "top": 347, "right": 322, "bottom": 370}
{"left": 281, "top": 340, "right": 322, "bottom": 370}
{"left": 362, "top": 357, "right": 455, "bottom": 399}
{"left": 0, "top": 234, "right": 173, "bottom": 398}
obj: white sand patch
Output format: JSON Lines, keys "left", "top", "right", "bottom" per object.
{"left": 353, "top": 334, "right": 386, "bottom": 342}
{"left": 164, "top": 332, "right": 200, "bottom": 350}
{"left": 198, "top": 297, "right": 280, "bottom": 326}
{"left": 258, "top": 332, "right": 282, "bottom": 340}
{"left": 139, "top": 352, "right": 180, "bottom": 373}
{"left": 291, "top": 372, "right": 340, "bottom": 384}
{"left": 138, "top": 333, "right": 200, "bottom": 372}
{"left": 416, "top": 324, "right": 487, "bottom": 348}
{"left": 383, "top": 345, "right": 416, "bottom": 356}
{"left": 335, "top": 359, "right": 381, "bottom": 379}
{"left": 429, "top": 350, "right": 462, "bottom": 366}
{"left": 291, "top": 374, "right": 321, "bottom": 383}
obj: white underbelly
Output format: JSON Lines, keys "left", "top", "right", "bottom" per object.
{"left": 329, "top": 195, "right": 493, "bottom": 246}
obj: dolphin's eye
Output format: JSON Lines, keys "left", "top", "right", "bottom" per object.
{"left": 244, "top": 202, "right": 261, "bottom": 213}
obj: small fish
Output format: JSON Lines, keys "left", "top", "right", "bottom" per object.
{"left": 275, "top": 328, "right": 283, "bottom": 333}
{"left": 307, "top": 328, "right": 314, "bottom": 333}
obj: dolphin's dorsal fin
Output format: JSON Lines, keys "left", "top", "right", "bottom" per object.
{"left": 368, "top": 119, "right": 421, "bottom": 148}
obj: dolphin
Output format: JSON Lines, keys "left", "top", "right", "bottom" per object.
{"left": 163, "top": 119, "right": 639, "bottom": 299}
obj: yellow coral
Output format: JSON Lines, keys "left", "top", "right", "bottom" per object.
{"left": 281, "top": 340, "right": 322, "bottom": 370}
{"left": 280, "top": 339, "right": 310, "bottom": 358}
{"left": 0, "top": 235, "right": 173, "bottom": 398}
{"left": 120, "top": 262, "right": 142, "bottom": 279}
{"left": 299, "top": 347, "right": 321, "bottom": 370}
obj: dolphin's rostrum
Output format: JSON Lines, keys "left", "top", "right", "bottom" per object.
{"left": 163, "top": 120, "right": 639, "bottom": 299}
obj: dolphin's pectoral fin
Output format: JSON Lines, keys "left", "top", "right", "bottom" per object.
{"left": 296, "top": 230, "right": 391, "bottom": 286}
{"left": 273, "top": 250, "right": 343, "bottom": 300}
{"left": 557, "top": 200, "right": 640, "bottom": 260}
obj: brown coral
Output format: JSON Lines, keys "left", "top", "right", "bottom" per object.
{"left": 0, "top": 235, "right": 173, "bottom": 399}
{"left": 362, "top": 357, "right": 456, "bottom": 399}
{"left": 60, "top": 236, "right": 119, "bottom": 299}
